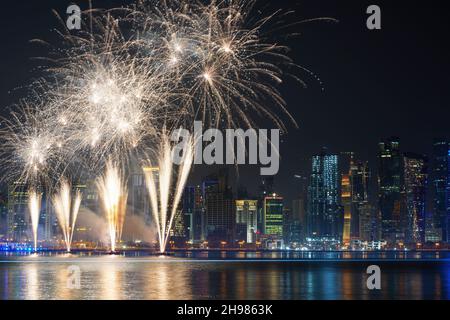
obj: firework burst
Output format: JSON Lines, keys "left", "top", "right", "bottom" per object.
{"left": 0, "top": 0, "right": 333, "bottom": 252}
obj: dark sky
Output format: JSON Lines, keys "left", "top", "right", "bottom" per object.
{"left": 1, "top": 0, "right": 450, "bottom": 204}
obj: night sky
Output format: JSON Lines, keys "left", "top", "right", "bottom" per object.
{"left": 1, "top": 0, "right": 449, "bottom": 204}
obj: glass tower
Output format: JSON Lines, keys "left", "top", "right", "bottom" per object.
{"left": 403, "top": 153, "right": 427, "bottom": 244}
{"left": 378, "top": 137, "right": 406, "bottom": 245}
{"left": 307, "top": 149, "right": 340, "bottom": 240}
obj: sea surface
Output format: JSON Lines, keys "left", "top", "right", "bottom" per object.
{"left": 0, "top": 251, "right": 449, "bottom": 300}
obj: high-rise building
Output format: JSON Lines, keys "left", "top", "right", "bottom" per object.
{"left": 204, "top": 170, "right": 234, "bottom": 245}
{"left": 446, "top": 149, "right": 450, "bottom": 243}
{"left": 307, "top": 149, "right": 340, "bottom": 240}
{"left": 129, "top": 172, "right": 148, "bottom": 217}
{"left": 341, "top": 174, "right": 352, "bottom": 246}
{"left": 403, "top": 153, "right": 427, "bottom": 244}
{"left": 0, "top": 196, "right": 7, "bottom": 240}
{"left": 235, "top": 200, "right": 258, "bottom": 243}
{"left": 359, "top": 203, "right": 376, "bottom": 242}
{"left": 170, "top": 209, "right": 187, "bottom": 247}
{"left": 291, "top": 198, "right": 306, "bottom": 242}
{"left": 7, "top": 182, "right": 29, "bottom": 242}
{"left": 182, "top": 186, "right": 195, "bottom": 242}
{"left": 182, "top": 185, "right": 206, "bottom": 243}
{"left": 350, "top": 160, "right": 370, "bottom": 239}
{"left": 430, "top": 140, "right": 448, "bottom": 242}
{"left": 263, "top": 195, "right": 284, "bottom": 237}
{"left": 378, "top": 137, "right": 406, "bottom": 245}
{"left": 258, "top": 176, "right": 275, "bottom": 236}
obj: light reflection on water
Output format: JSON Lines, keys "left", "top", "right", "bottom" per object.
{"left": 0, "top": 251, "right": 449, "bottom": 300}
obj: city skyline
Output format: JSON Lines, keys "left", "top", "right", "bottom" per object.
{"left": 1, "top": 0, "right": 450, "bottom": 206}
{"left": 1, "top": 135, "right": 449, "bottom": 250}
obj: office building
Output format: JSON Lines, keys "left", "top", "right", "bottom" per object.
{"left": 235, "top": 200, "right": 258, "bottom": 243}
{"left": 307, "top": 149, "right": 340, "bottom": 240}
{"left": 263, "top": 194, "right": 284, "bottom": 237}
{"left": 204, "top": 170, "right": 234, "bottom": 245}
{"left": 378, "top": 137, "right": 406, "bottom": 245}
{"left": 403, "top": 153, "right": 427, "bottom": 243}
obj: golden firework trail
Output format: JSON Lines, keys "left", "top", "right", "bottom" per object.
{"left": 144, "top": 132, "right": 194, "bottom": 253}
{"left": 97, "top": 161, "right": 128, "bottom": 252}
{"left": 28, "top": 189, "right": 42, "bottom": 252}
{"left": 52, "top": 180, "right": 82, "bottom": 252}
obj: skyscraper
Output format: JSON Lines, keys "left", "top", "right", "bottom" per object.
{"left": 350, "top": 160, "right": 370, "bottom": 239}
{"left": 203, "top": 170, "right": 234, "bottom": 245}
{"left": 341, "top": 174, "right": 352, "bottom": 246}
{"left": 378, "top": 137, "right": 406, "bottom": 245}
{"left": 170, "top": 209, "right": 187, "bottom": 247}
{"left": 359, "top": 203, "right": 375, "bottom": 242}
{"left": 129, "top": 171, "right": 148, "bottom": 218}
{"left": 7, "top": 182, "right": 29, "bottom": 242}
{"left": 182, "top": 185, "right": 206, "bottom": 243}
{"left": 182, "top": 186, "right": 195, "bottom": 242}
{"left": 446, "top": 149, "right": 450, "bottom": 243}
{"left": 263, "top": 195, "right": 284, "bottom": 237}
{"left": 307, "top": 149, "right": 340, "bottom": 240}
{"left": 291, "top": 198, "right": 306, "bottom": 243}
{"left": 235, "top": 200, "right": 258, "bottom": 243}
{"left": 430, "top": 140, "right": 449, "bottom": 243}
{"left": 403, "top": 153, "right": 427, "bottom": 244}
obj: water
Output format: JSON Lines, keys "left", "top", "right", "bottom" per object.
{"left": 0, "top": 251, "right": 449, "bottom": 300}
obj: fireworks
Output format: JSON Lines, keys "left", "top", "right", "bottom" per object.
{"left": 144, "top": 132, "right": 194, "bottom": 253}
{"left": 0, "top": 0, "right": 328, "bottom": 251}
{"left": 28, "top": 190, "right": 42, "bottom": 252}
{"left": 0, "top": 0, "right": 316, "bottom": 184}
{"left": 52, "top": 180, "right": 82, "bottom": 252}
{"left": 130, "top": 0, "right": 302, "bottom": 129}
{"left": 97, "top": 160, "right": 128, "bottom": 252}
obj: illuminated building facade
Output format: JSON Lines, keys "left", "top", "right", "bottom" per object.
{"left": 170, "top": 209, "right": 186, "bottom": 246}
{"left": 446, "top": 149, "right": 450, "bottom": 243}
{"left": 129, "top": 172, "right": 148, "bottom": 217}
{"left": 204, "top": 170, "right": 234, "bottom": 245}
{"left": 235, "top": 200, "right": 258, "bottom": 243}
{"left": 403, "top": 153, "right": 427, "bottom": 244}
{"left": 183, "top": 185, "right": 205, "bottom": 243}
{"left": 182, "top": 186, "right": 195, "bottom": 242}
{"left": 359, "top": 203, "right": 375, "bottom": 241}
{"left": 289, "top": 199, "right": 306, "bottom": 243}
{"left": 378, "top": 137, "right": 406, "bottom": 245}
{"left": 307, "top": 149, "right": 340, "bottom": 240}
{"left": 7, "top": 182, "right": 29, "bottom": 242}
{"left": 350, "top": 159, "right": 370, "bottom": 239}
{"left": 430, "top": 140, "right": 448, "bottom": 242}
{"left": 341, "top": 174, "right": 352, "bottom": 246}
{"left": 263, "top": 195, "right": 284, "bottom": 237}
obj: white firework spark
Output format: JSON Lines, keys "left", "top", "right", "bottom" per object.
{"left": 52, "top": 180, "right": 82, "bottom": 252}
